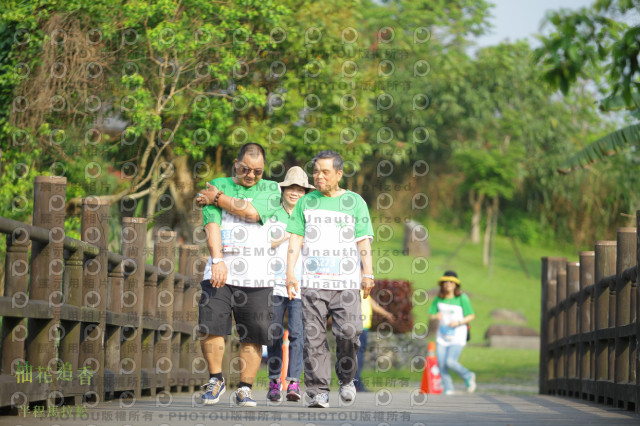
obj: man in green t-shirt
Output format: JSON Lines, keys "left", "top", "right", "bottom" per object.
{"left": 194, "top": 143, "right": 281, "bottom": 407}
{"left": 286, "top": 150, "right": 375, "bottom": 408}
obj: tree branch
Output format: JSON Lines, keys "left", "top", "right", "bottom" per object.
{"left": 133, "top": 114, "right": 184, "bottom": 191}
{"left": 66, "top": 185, "right": 153, "bottom": 208}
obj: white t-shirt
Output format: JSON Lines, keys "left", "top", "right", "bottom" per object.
{"left": 286, "top": 190, "right": 374, "bottom": 291}
{"left": 201, "top": 177, "right": 280, "bottom": 288}
{"left": 265, "top": 206, "right": 302, "bottom": 298}
{"left": 428, "top": 294, "right": 474, "bottom": 347}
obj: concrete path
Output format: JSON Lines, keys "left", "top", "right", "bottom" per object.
{"left": 3, "top": 389, "right": 639, "bottom": 426}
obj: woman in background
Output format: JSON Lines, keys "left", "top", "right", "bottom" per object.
{"left": 428, "top": 270, "right": 476, "bottom": 395}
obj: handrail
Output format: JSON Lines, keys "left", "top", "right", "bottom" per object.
{"left": 539, "top": 222, "right": 639, "bottom": 414}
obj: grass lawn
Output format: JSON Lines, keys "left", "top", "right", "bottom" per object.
{"left": 371, "top": 216, "right": 577, "bottom": 341}
{"left": 364, "top": 345, "right": 538, "bottom": 388}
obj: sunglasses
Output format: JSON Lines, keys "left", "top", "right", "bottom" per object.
{"left": 237, "top": 163, "right": 263, "bottom": 176}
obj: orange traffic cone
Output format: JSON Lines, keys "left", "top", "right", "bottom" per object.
{"left": 280, "top": 330, "right": 290, "bottom": 390}
{"left": 420, "top": 341, "right": 443, "bottom": 394}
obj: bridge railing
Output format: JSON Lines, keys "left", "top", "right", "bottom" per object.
{"left": 540, "top": 211, "right": 639, "bottom": 413}
{"left": 0, "top": 176, "right": 208, "bottom": 410}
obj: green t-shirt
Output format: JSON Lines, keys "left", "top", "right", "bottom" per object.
{"left": 202, "top": 177, "right": 281, "bottom": 226}
{"left": 428, "top": 294, "right": 474, "bottom": 316}
{"left": 286, "top": 190, "right": 374, "bottom": 290}
{"left": 429, "top": 293, "right": 474, "bottom": 346}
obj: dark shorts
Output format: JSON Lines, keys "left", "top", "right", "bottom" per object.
{"left": 198, "top": 281, "right": 274, "bottom": 345}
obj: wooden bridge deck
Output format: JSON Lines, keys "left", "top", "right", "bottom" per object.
{"left": 3, "top": 390, "right": 639, "bottom": 426}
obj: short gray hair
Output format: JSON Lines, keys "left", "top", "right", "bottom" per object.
{"left": 312, "top": 150, "right": 343, "bottom": 171}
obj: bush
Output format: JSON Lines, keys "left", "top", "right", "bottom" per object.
{"left": 370, "top": 279, "right": 414, "bottom": 333}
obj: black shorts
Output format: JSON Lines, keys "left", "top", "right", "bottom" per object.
{"left": 198, "top": 281, "right": 274, "bottom": 345}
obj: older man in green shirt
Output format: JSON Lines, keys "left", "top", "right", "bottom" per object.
{"left": 286, "top": 150, "right": 375, "bottom": 408}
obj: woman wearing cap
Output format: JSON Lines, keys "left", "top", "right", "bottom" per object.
{"left": 265, "top": 166, "right": 314, "bottom": 402}
{"left": 428, "top": 270, "right": 476, "bottom": 395}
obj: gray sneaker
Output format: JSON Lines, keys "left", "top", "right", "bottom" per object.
{"left": 234, "top": 386, "right": 257, "bottom": 407}
{"left": 339, "top": 380, "right": 356, "bottom": 402}
{"left": 307, "top": 392, "right": 330, "bottom": 408}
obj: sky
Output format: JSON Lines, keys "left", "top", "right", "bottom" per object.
{"left": 475, "top": 0, "right": 594, "bottom": 47}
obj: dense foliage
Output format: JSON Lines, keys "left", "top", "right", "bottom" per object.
{"left": 0, "top": 0, "right": 633, "bottom": 260}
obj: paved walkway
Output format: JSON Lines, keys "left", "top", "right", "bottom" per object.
{"left": 3, "top": 390, "right": 639, "bottom": 426}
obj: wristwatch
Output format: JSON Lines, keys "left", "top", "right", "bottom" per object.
{"left": 211, "top": 258, "right": 224, "bottom": 264}
{"left": 362, "top": 274, "right": 375, "bottom": 280}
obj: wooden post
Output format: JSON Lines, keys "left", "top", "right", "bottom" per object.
{"left": 142, "top": 267, "right": 157, "bottom": 395}
{"left": 171, "top": 276, "right": 184, "bottom": 392}
{"left": 105, "top": 260, "right": 123, "bottom": 399}
{"left": 636, "top": 212, "right": 640, "bottom": 414}
{"left": 154, "top": 231, "right": 176, "bottom": 394}
{"left": 567, "top": 262, "right": 580, "bottom": 389}
{"left": 578, "top": 251, "right": 595, "bottom": 400}
{"left": 27, "top": 176, "right": 66, "bottom": 382}
{"left": 3, "top": 228, "right": 29, "bottom": 298}
{"left": 79, "top": 198, "right": 109, "bottom": 402}
{"left": 594, "top": 240, "right": 616, "bottom": 404}
{"left": 540, "top": 257, "right": 566, "bottom": 395}
{"left": 59, "top": 243, "right": 82, "bottom": 406}
{"left": 2, "top": 228, "right": 29, "bottom": 376}
{"left": 179, "top": 245, "right": 202, "bottom": 391}
{"left": 614, "top": 228, "right": 636, "bottom": 399}
{"left": 557, "top": 267, "right": 567, "bottom": 394}
{"left": 120, "top": 217, "right": 146, "bottom": 398}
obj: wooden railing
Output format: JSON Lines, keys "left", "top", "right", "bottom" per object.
{"left": 540, "top": 212, "right": 639, "bottom": 413}
{"left": 0, "top": 176, "right": 208, "bottom": 410}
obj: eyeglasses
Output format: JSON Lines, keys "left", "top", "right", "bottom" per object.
{"left": 237, "top": 163, "right": 263, "bottom": 176}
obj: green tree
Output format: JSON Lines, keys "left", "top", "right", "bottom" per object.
{"left": 450, "top": 41, "right": 611, "bottom": 258}
{"left": 353, "top": 0, "right": 493, "bottom": 210}
{"left": 535, "top": 0, "right": 640, "bottom": 171}
{"left": 1, "top": 0, "right": 379, "bottom": 245}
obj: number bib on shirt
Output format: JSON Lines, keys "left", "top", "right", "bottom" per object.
{"left": 305, "top": 256, "right": 341, "bottom": 277}
{"left": 221, "top": 225, "right": 250, "bottom": 253}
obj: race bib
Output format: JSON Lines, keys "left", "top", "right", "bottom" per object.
{"left": 305, "top": 256, "right": 341, "bottom": 277}
{"left": 221, "top": 226, "right": 249, "bottom": 253}
{"left": 439, "top": 324, "right": 456, "bottom": 341}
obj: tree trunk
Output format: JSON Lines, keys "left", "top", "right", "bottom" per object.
{"left": 488, "top": 195, "right": 499, "bottom": 277}
{"left": 168, "top": 154, "right": 197, "bottom": 243}
{"left": 145, "top": 169, "right": 161, "bottom": 249}
{"left": 215, "top": 145, "right": 223, "bottom": 176}
{"left": 483, "top": 195, "right": 499, "bottom": 266}
{"left": 470, "top": 190, "right": 484, "bottom": 244}
{"left": 356, "top": 173, "right": 365, "bottom": 195}
{"left": 482, "top": 201, "right": 492, "bottom": 266}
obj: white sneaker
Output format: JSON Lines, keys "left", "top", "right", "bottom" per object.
{"left": 466, "top": 372, "right": 477, "bottom": 393}
{"left": 339, "top": 380, "right": 356, "bottom": 402}
{"left": 444, "top": 390, "right": 455, "bottom": 395}
{"left": 307, "top": 392, "right": 330, "bottom": 408}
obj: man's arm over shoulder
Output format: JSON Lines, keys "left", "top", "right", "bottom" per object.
{"left": 215, "top": 179, "right": 279, "bottom": 223}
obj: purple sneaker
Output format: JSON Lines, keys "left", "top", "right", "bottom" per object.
{"left": 286, "top": 381, "right": 301, "bottom": 402}
{"left": 267, "top": 379, "right": 282, "bottom": 401}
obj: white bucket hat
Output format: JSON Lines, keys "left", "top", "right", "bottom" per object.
{"left": 279, "top": 166, "right": 315, "bottom": 190}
